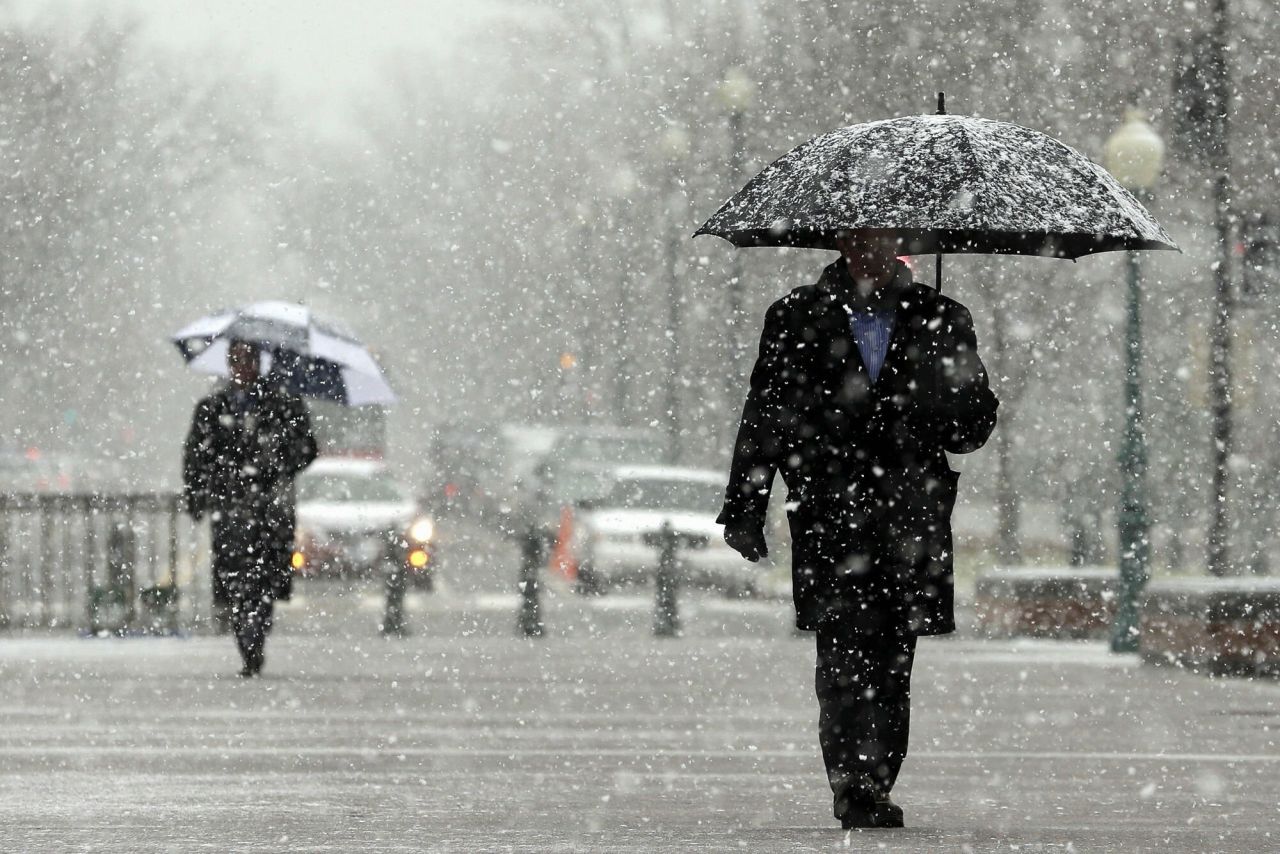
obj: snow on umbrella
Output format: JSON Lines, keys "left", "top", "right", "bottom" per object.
{"left": 695, "top": 113, "right": 1179, "bottom": 260}
{"left": 172, "top": 301, "right": 396, "bottom": 406}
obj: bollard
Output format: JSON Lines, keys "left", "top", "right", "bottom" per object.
{"left": 382, "top": 537, "right": 409, "bottom": 637}
{"left": 517, "top": 525, "right": 545, "bottom": 638}
{"left": 138, "top": 584, "right": 180, "bottom": 635}
{"left": 653, "top": 521, "right": 680, "bottom": 638}
{"left": 90, "top": 523, "right": 136, "bottom": 634}
{"left": 111, "top": 523, "right": 137, "bottom": 628}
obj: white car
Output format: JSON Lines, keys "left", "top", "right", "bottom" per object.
{"left": 569, "top": 465, "right": 760, "bottom": 596}
{"left": 294, "top": 458, "right": 435, "bottom": 582}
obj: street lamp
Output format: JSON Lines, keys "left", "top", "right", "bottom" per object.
{"left": 716, "top": 68, "right": 756, "bottom": 402}
{"left": 1103, "top": 108, "right": 1164, "bottom": 652}
{"left": 1205, "top": 0, "right": 1235, "bottom": 579}
{"left": 573, "top": 199, "right": 597, "bottom": 422}
{"left": 609, "top": 165, "right": 638, "bottom": 425}
{"left": 660, "top": 125, "right": 691, "bottom": 464}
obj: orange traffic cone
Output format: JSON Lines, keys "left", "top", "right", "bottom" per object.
{"left": 548, "top": 504, "right": 578, "bottom": 581}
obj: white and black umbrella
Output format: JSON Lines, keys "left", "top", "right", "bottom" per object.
{"left": 172, "top": 301, "right": 396, "bottom": 406}
{"left": 696, "top": 110, "right": 1179, "bottom": 270}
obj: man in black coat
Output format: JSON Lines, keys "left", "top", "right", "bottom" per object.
{"left": 183, "top": 339, "right": 318, "bottom": 677}
{"left": 719, "top": 230, "right": 998, "bottom": 829}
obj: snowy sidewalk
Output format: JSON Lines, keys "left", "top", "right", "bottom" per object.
{"left": 2, "top": 590, "right": 1278, "bottom": 852}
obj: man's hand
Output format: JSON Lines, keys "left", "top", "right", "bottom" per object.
{"left": 723, "top": 522, "right": 768, "bottom": 562}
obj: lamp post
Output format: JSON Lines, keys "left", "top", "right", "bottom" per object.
{"left": 660, "top": 125, "right": 691, "bottom": 464}
{"left": 716, "top": 68, "right": 756, "bottom": 411}
{"left": 1103, "top": 108, "right": 1164, "bottom": 652}
{"left": 574, "top": 200, "right": 597, "bottom": 422}
{"left": 1205, "top": 0, "right": 1235, "bottom": 578}
{"left": 609, "top": 166, "right": 638, "bottom": 425}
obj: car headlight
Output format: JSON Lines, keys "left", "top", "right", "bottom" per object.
{"left": 409, "top": 517, "right": 435, "bottom": 543}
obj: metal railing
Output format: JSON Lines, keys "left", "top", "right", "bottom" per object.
{"left": 0, "top": 493, "right": 201, "bottom": 633}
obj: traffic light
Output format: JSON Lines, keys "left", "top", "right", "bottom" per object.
{"left": 1241, "top": 212, "right": 1280, "bottom": 301}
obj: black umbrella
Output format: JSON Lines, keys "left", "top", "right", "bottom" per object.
{"left": 696, "top": 100, "right": 1178, "bottom": 286}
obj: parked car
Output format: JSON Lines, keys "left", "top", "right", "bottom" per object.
{"left": 542, "top": 426, "right": 666, "bottom": 472}
{"left": 568, "top": 465, "right": 760, "bottom": 596}
{"left": 526, "top": 426, "right": 665, "bottom": 538}
{"left": 292, "top": 458, "right": 438, "bottom": 587}
{"left": 428, "top": 421, "right": 505, "bottom": 520}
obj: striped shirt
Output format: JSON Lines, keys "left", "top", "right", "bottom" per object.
{"left": 845, "top": 306, "right": 896, "bottom": 384}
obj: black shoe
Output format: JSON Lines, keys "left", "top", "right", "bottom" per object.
{"left": 870, "top": 792, "right": 904, "bottom": 828}
{"left": 834, "top": 783, "right": 906, "bottom": 829}
{"left": 238, "top": 652, "right": 263, "bottom": 678}
{"left": 834, "top": 779, "right": 873, "bottom": 827}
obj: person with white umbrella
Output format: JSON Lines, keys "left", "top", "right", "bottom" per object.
{"left": 182, "top": 338, "right": 318, "bottom": 677}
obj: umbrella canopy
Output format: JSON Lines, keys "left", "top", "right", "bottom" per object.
{"left": 695, "top": 114, "right": 1178, "bottom": 259}
{"left": 172, "top": 301, "right": 396, "bottom": 406}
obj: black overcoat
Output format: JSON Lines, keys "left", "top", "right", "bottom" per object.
{"left": 182, "top": 378, "right": 318, "bottom": 601}
{"left": 719, "top": 259, "right": 999, "bottom": 635}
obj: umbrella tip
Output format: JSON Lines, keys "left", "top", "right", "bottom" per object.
{"left": 937, "top": 92, "right": 946, "bottom": 115}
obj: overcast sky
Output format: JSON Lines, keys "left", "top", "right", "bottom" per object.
{"left": 7, "top": 0, "right": 503, "bottom": 131}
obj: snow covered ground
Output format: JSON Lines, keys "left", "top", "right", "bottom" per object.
{"left": 2, "top": 581, "right": 1278, "bottom": 852}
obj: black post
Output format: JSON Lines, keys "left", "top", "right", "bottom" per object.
{"left": 614, "top": 198, "right": 633, "bottom": 426}
{"left": 1111, "top": 245, "right": 1152, "bottom": 652}
{"left": 653, "top": 522, "right": 680, "bottom": 637}
{"left": 727, "top": 106, "right": 748, "bottom": 386}
{"left": 93, "top": 521, "right": 135, "bottom": 635}
{"left": 659, "top": 129, "right": 688, "bottom": 464}
{"left": 1206, "top": 0, "right": 1235, "bottom": 577}
{"left": 664, "top": 221, "right": 682, "bottom": 465}
{"left": 382, "top": 545, "right": 409, "bottom": 638}
{"left": 518, "top": 525, "right": 545, "bottom": 637}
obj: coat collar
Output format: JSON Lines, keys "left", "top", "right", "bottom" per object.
{"left": 816, "top": 257, "right": 914, "bottom": 305}
{"left": 814, "top": 259, "right": 929, "bottom": 386}
{"left": 213, "top": 377, "right": 283, "bottom": 407}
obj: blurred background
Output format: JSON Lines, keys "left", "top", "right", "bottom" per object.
{"left": 0, "top": 0, "right": 1277, "bottom": 582}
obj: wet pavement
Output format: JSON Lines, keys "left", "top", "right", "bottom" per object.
{"left": 2, "top": 579, "right": 1278, "bottom": 852}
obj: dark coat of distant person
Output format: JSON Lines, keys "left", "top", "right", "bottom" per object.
{"left": 182, "top": 375, "right": 318, "bottom": 600}
{"left": 718, "top": 259, "right": 999, "bottom": 635}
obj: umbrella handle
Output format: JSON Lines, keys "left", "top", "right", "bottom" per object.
{"left": 935, "top": 91, "right": 945, "bottom": 292}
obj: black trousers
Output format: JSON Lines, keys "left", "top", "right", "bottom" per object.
{"left": 212, "top": 511, "right": 278, "bottom": 671}
{"left": 814, "top": 608, "right": 917, "bottom": 808}
{"left": 227, "top": 573, "right": 274, "bottom": 671}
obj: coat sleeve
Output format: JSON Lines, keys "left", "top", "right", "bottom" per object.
{"left": 182, "top": 400, "right": 215, "bottom": 517}
{"left": 718, "top": 300, "right": 791, "bottom": 529}
{"left": 915, "top": 303, "right": 999, "bottom": 454}
{"left": 278, "top": 396, "right": 318, "bottom": 479}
